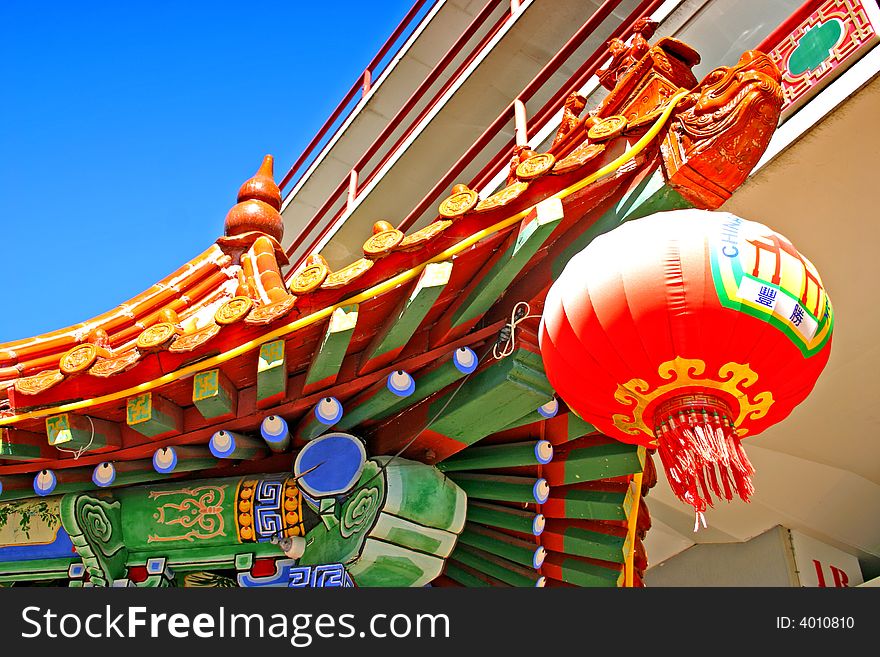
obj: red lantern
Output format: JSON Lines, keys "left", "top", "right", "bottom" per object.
{"left": 539, "top": 210, "right": 833, "bottom": 518}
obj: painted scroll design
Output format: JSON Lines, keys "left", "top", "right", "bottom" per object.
{"left": 147, "top": 485, "right": 227, "bottom": 543}
{"left": 59, "top": 493, "right": 127, "bottom": 587}
{"left": 340, "top": 486, "right": 381, "bottom": 539}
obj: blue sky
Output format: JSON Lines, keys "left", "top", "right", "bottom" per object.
{"left": 0, "top": 1, "right": 415, "bottom": 342}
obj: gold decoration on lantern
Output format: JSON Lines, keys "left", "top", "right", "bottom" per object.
{"left": 611, "top": 357, "right": 775, "bottom": 440}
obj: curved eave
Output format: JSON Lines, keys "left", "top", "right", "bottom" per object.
{"left": 0, "top": 243, "right": 237, "bottom": 385}
{"left": 0, "top": 128, "right": 663, "bottom": 482}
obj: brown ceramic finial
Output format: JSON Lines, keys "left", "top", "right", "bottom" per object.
{"left": 224, "top": 155, "right": 284, "bottom": 242}
{"left": 372, "top": 220, "right": 395, "bottom": 234}
{"left": 87, "top": 328, "right": 111, "bottom": 349}
{"left": 237, "top": 155, "right": 282, "bottom": 210}
{"left": 158, "top": 308, "right": 180, "bottom": 325}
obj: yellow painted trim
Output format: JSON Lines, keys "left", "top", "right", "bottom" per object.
{"left": 624, "top": 471, "right": 644, "bottom": 588}
{"left": 0, "top": 92, "right": 688, "bottom": 428}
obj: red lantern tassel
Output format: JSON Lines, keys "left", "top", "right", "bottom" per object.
{"left": 653, "top": 395, "right": 755, "bottom": 519}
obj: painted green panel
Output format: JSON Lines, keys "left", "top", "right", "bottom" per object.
{"left": 443, "top": 562, "right": 492, "bottom": 587}
{"left": 556, "top": 443, "right": 645, "bottom": 484}
{"left": 563, "top": 489, "right": 630, "bottom": 521}
{"left": 60, "top": 492, "right": 128, "bottom": 587}
{"left": 789, "top": 20, "right": 842, "bottom": 75}
{"left": 348, "top": 539, "right": 444, "bottom": 587}
{"left": 427, "top": 349, "right": 553, "bottom": 447}
{"left": 562, "top": 527, "right": 626, "bottom": 563}
{"left": 369, "top": 513, "right": 456, "bottom": 557}
{"left": 192, "top": 369, "right": 237, "bottom": 419}
{"left": 115, "top": 479, "right": 238, "bottom": 550}
{"left": 450, "top": 546, "right": 541, "bottom": 587}
{"left": 361, "top": 261, "right": 452, "bottom": 372}
{"left": 257, "top": 339, "right": 287, "bottom": 404}
{"left": 379, "top": 457, "right": 466, "bottom": 533}
{"left": 557, "top": 557, "right": 620, "bottom": 587}
{"left": 304, "top": 304, "right": 358, "bottom": 391}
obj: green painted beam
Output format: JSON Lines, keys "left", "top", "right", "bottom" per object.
{"left": 97, "top": 459, "right": 172, "bottom": 489}
{"left": 543, "top": 520, "right": 627, "bottom": 563}
{"left": 334, "top": 371, "right": 415, "bottom": 433}
{"left": 447, "top": 473, "right": 548, "bottom": 505}
{"left": 208, "top": 430, "right": 267, "bottom": 460}
{"left": 544, "top": 552, "right": 622, "bottom": 587}
{"left": 303, "top": 304, "right": 358, "bottom": 394}
{"left": 359, "top": 261, "right": 453, "bottom": 375}
{"left": 0, "top": 558, "right": 78, "bottom": 582}
{"left": 192, "top": 368, "right": 238, "bottom": 420}
{"left": 565, "top": 414, "right": 598, "bottom": 441}
{"left": 442, "top": 562, "right": 493, "bottom": 587}
{"left": 614, "top": 169, "right": 694, "bottom": 223}
{"left": 257, "top": 339, "right": 287, "bottom": 407}
{"left": 458, "top": 523, "right": 545, "bottom": 569}
{"left": 542, "top": 485, "right": 633, "bottom": 522}
{"left": 151, "top": 445, "right": 218, "bottom": 475}
{"left": 543, "top": 439, "right": 646, "bottom": 486}
{"left": 438, "top": 440, "right": 552, "bottom": 472}
{"left": 128, "top": 542, "right": 283, "bottom": 571}
{"left": 126, "top": 392, "right": 183, "bottom": 438}
{"left": 0, "top": 428, "right": 56, "bottom": 461}
{"left": 293, "top": 397, "right": 343, "bottom": 444}
{"left": 425, "top": 348, "right": 554, "bottom": 451}
{"left": 500, "top": 410, "right": 598, "bottom": 439}
{"left": 370, "top": 347, "right": 478, "bottom": 424}
{"left": 449, "top": 197, "right": 563, "bottom": 331}
{"left": 450, "top": 545, "right": 544, "bottom": 587}
{"left": 467, "top": 501, "right": 544, "bottom": 536}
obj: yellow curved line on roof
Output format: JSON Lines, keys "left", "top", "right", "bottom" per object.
{"left": 0, "top": 90, "right": 688, "bottom": 428}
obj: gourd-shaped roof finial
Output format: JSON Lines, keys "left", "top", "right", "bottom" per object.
{"left": 224, "top": 155, "right": 284, "bottom": 241}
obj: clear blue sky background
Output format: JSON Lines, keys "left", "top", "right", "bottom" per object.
{"left": 0, "top": 0, "right": 415, "bottom": 342}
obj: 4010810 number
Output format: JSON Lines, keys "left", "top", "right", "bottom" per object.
{"left": 777, "top": 617, "right": 855, "bottom": 629}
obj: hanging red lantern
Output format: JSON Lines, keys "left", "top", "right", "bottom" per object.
{"left": 539, "top": 209, "right": 833, "bottom": 519}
